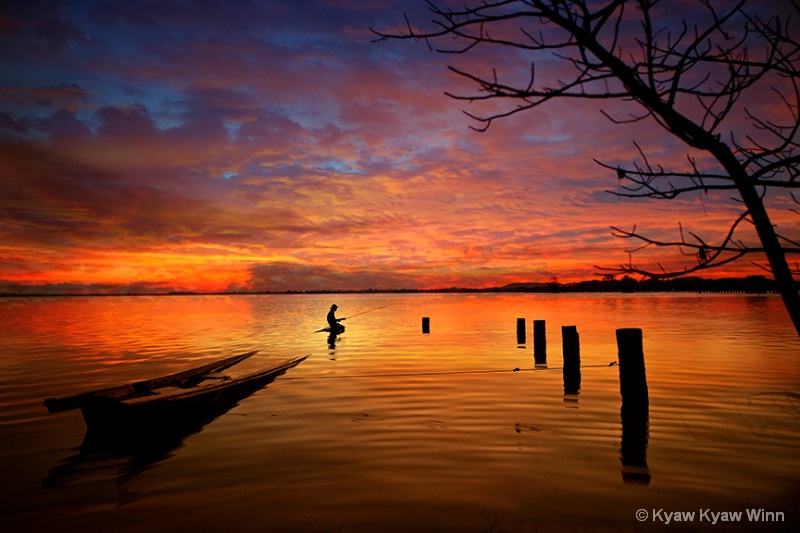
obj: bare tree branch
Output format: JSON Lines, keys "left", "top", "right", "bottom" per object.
{"left": 373, "top": 0, "right": 800, "bottom": 334}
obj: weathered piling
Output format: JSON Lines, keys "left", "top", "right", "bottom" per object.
{"left": 561, "top": 325, "right": 581, "bottom": 394}
{"left": 422, "top": 317, "right": 430, "bottom": 334}
{"left": 516, "top": 318, "right": 526, "bottom": 345}
{"left": 533, "top": 320, "right": 547, "bottom": 365}
{"left": 617, "top": 327, "right": 650, "bottom": 485}
{"left": 616, "top": 328, "right": 648, "bottom": 404}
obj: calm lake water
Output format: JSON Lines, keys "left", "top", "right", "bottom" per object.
{"left": 1, "top": 292, "right": 798, "bottom": 532}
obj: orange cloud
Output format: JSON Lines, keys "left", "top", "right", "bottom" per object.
{"left": 1, "top": 1, "right": 793, "bottom": 294}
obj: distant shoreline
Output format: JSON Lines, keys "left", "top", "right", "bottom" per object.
{"left": 0, "top": 275, "right": 783, "bottom": 297}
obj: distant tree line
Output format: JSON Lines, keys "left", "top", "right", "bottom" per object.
{"left": 0, "top": 275, "right": 781, "bottom": 297}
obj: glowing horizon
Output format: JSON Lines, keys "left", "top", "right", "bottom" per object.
{"left": 1, "top": 1, "right": 795, "bottom": 294}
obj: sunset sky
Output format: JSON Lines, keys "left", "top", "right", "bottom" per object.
{"left": 1, "top": 0, "right": 796, "bottom": 294}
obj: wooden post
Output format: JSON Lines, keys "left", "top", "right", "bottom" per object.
{"left": 422, "top": 317, "right": 430, "bottom": 334}
{"left": 616, "top": 328, "right": 650, "bottom": 485}
{"left": 533, "top": 320, "right": 547, "bottom": 365}
{"left": 562, "top": 325, "right": 581, "bottom": 395}
{"left": 516, "top": 318, "right": 526, "bottom": 345}
{"left": 616, "top": 328, "right": 648, "bottom": 404}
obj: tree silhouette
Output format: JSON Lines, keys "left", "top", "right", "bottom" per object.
{"left": 373, "top": 0, "right": 800, "bottom": 335}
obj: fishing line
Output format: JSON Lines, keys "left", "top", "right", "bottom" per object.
{"left": 285, "top": 361, "right": 617, "bottom": 380}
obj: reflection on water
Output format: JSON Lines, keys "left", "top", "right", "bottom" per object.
{"left": 327, "top": 328, "right": 343, "bottom": 353}
{"left": 43, "top": 431, "right": 187, "bottom": 506}
{"left": 1, "top": 293, "right": 799, "bottom": 532}
{"left": 620, "top": 397, "right": 650, "bottom": 485}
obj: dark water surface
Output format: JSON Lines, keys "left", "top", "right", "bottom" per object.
{"left": 1, "top": 293, "right": 798, "bottom": 532}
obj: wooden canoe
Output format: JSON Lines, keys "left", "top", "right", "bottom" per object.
{"left": 43, "top": 352, "right": 307, "bottom": 433}
{"left": 44, "top": 351, "right": 259, "bottom": 414}
{"left": 316, "top": 324, "right": 346, "bottom": 333}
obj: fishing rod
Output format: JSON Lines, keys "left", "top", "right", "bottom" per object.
{"left": 314, "top": 302, "right": 395, "bottom": 333}
{"left": 341, "top": 302, "right": 395, "bottom": 320}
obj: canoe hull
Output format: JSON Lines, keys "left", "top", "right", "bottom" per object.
{"left": 81, "top": 355, "right": 306, "bottom": 436}
{"left": 45, "top": 353, "right": 307, "bottom": 440}
{"left": 44, "top": 351, "right": 258, "bottom": 414}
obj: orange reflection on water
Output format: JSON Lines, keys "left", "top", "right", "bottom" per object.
{"left": 0, "top": 296, "right": 274, "bottom": 401}
{"left": 2, "top": 292, "right": 799, "bottom": 532}
{"left": 4, "top": 296, "right": 255, "bottom": 353}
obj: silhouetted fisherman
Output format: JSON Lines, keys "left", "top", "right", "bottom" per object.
{"left": 327, "top": 304, "right": 345, "bottom": 333}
